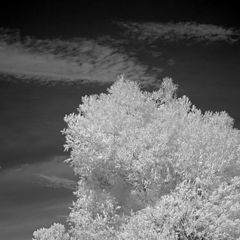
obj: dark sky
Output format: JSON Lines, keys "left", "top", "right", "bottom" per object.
{"left": 1, "top": 1, "right": 239, "bottom": 36}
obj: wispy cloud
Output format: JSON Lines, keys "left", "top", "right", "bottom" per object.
{"left": 115, "top": 21, "right": 240, "bottom": 43}
{"left": 0, "top": 155, "right": 77, "bottom": 192}
{"left": 0, "top": 35, "right": 154, "bottom": 86}
{"left": 0, "top": 45, "right": 82, "bottom": 81}
{"left": 36, "top": 174, "right": 76, "bottom": 190}
{"left": 0, "top": 156, "right": 75, "bottom": 240}
{"left": 0, "top": 22, "right": 239, "bottom": 87}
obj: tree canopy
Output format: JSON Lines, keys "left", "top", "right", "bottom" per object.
{"left": 33, "top": 76, "right": 240, "bottom": 240}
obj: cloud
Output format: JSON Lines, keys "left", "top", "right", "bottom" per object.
{"left": 0, "top": 36, "right": 155, "bottom": 86}
{"left": 115, "top": 21, "right": 240, "bottom": 43}
{"left": 1, "top": 21, "right": 238, "bottom": 88}
{"left": 0, "top": 155, "right": 77, "bottom": 198}
{"left": 36, "top": 174, "right": 76, "bottom": 190}
{"left": 0, "top": 45, "right": 82, "bottom": 81}
{"left": 0, "top": 156, "right": 76, "bottom": 240}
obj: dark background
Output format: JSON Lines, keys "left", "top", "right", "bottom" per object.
{"left": 1, "top": 1, "right": 239, "bottom": 37}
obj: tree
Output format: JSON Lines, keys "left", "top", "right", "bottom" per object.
{"left": 32, "top": 223, "right": 69, "bottom": 240}
{"left": 33, "top": 76, "right": 240, "bottom": 239}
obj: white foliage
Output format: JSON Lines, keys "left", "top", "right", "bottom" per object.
{"left": 34, "top": 76, "right": 240, "bottom": 239}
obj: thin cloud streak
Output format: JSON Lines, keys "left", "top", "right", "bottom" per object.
{"left": 116, "top": 21, "right": 240, "bottom": 43}
{"left": 36, "top": 174, "right": 76, "bottom": 190}
{"left": 0, "top": 156, "right": 75, "bottom": 240}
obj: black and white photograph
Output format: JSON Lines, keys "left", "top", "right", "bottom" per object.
{"left": 0, "top": 1, "right": 240, "bottom": 239}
